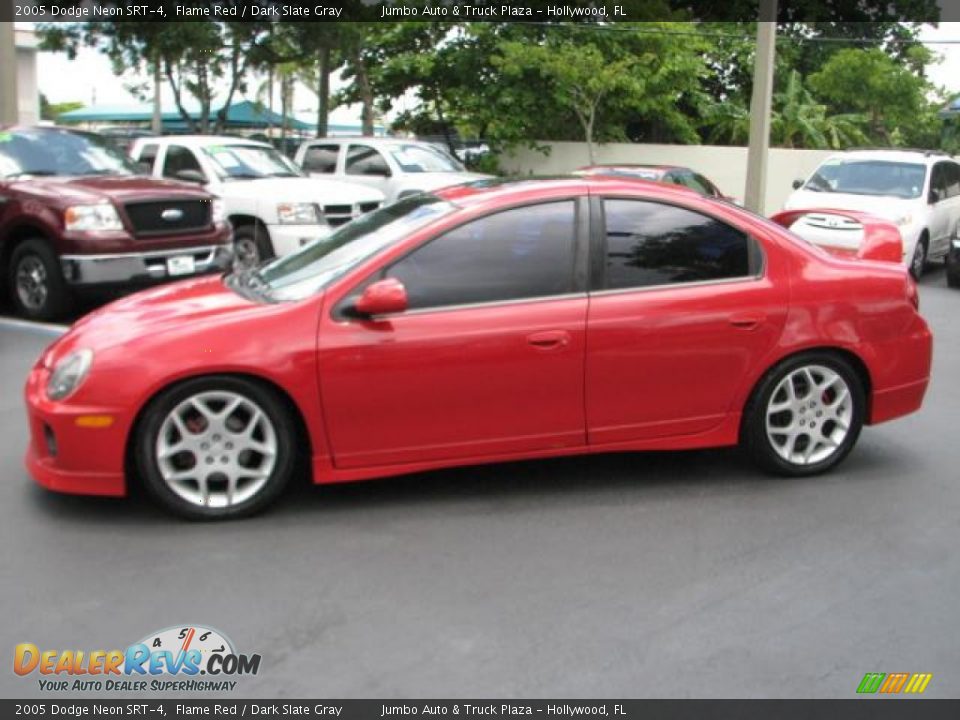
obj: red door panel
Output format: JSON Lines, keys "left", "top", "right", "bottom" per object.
{"left": 319, "top": 297, "right": 588, "bottom": 468}
{"left": 586, "top": 278, "right": 789, "bottom": 444}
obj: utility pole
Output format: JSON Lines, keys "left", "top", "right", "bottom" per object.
{"left": 744, "top": 0, "right": 778, "bottom": 214}
{"left": 0, "top": 18, "right": 18, "bottom": 125}
{"left": 152, "top": 57, "right": 162, "bottom": 134}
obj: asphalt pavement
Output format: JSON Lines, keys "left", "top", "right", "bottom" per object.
{"left": 1, "top": 271, "right": 958, "bottom": 699}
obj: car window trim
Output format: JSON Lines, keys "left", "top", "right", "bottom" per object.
{"left": 332, "top": 196, "right": 590, "bottom": 321}
{"left": 590, "top": 194, "right": 767, "bottom": 294}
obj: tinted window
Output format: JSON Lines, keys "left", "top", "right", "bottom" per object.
{"left": 137, "top": 143, "right": 159, "bottom": 168}
{"left": 602, "top": 200, "right": 755, "bottom": 290}
{"left": 693, "top": 173, "right": 720, "bottom": 197}
{"left": 346, "top": 145, "right": 391, "bottom": 176}
{"left": 302, "top": 144, "right": 340, "bottom": 174}
{"left": 162, "top": 145, "right": 204, "bottom": 179}
{"left": 387, "top": 201, "right": 577, "bottom": 310}
{"left": 942, "top": 162, "right": 960, "bottom": 198}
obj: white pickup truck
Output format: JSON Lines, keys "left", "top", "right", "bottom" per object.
{"left": 294, "top": 137, "right": 490, "bottom": 204}
{"left": 130, "top": 136, "right": 384, "bottom": 267}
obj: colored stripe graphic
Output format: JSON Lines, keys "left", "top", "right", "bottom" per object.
{"left": 857, "top": 672, "right": 932, "bottom": 694}
{"left": 904, "top": 673, "right": 933, "bottom": 694}
{"left": 857, "top": 673, "right": 885, "bottom": 694}
{"left": 880, "top": 673, "right": 909, "bottom": 693}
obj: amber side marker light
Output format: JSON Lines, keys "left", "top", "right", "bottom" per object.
{"left": 75, "top": 415, "right": 115, "bottom": 429}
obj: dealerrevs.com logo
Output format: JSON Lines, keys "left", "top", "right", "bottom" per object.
{"left": 13, "top": 625, "right": 262, "bottom": 692}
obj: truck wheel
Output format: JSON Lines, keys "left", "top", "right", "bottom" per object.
{"left": 8, "top": 239, "right": 71, "bottom": 321}
{"left": 910, "top": 234, "right": 928, "bottom": 279}
{"left": 233, "top": 225, "right": 274, "bottom": 271}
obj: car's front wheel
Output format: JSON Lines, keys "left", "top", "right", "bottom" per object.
{"left": 232, "top": 225, "right": 274, "bottom": 271}
{"left": 910, "top": 235, "right": 928, "bottom": 279}
{"left": 135, "top": 376, "right": 297, "bottom": 520}
{"left": 8, "top": 238, "right": 71, "bottom": 321}
{"left": 743, "top": 353, "right": 865, "bottom": 476}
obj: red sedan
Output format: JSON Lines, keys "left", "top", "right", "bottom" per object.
{"left": 24, "top": 177, "right": 932, "bottom": 520}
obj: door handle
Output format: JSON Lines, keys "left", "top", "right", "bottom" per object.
{"left": 527, "top": 330, "right": 571, "bottom": 349}
{"left": 728, "top": 312, "right": 766, "bottom": 330}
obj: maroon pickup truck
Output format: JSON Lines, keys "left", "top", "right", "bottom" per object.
{"left": 0, "top": 126, "right": 233, "bottom": 320}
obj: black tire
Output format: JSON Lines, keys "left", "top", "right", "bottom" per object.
{"left": 742, "top": 352, "right": 866, "bottom": 477}
{"left": 948, "top": 269, "right": 960, "bottom": 289}
{"left": 8, "top": 238, "right": 72, "bottom": 321}
{"left": 232, "top": 224, "right": 274, "bottom": 270}
{"left": 910, "top": 234, "right": 928, "bottom": 280}
{"left": 134, "top": 376, "right": 297, "bottom": 520}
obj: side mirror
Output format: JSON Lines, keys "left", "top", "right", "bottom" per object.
{"left": 175, "top": 169, "right": 206, "bottom": 185}
{"left": 354, "top": 278, "right": 408, "bottom": 317}
{"left": 792, "top": 178, "right": 804, "bottom": 190}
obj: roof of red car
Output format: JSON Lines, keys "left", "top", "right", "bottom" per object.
{"left": 434, "top": 175, "right": 701, "bottom": 207}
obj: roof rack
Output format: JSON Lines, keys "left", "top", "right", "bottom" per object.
{"left": 846, "top": 147, "right": 950, "bottom": 157}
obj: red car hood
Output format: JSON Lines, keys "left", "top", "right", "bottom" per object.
{"left": 47, "top": 276, "right": 268, "bottom": 362}
{"left": 14, "top": 175, "right": 212, "bottom": 208}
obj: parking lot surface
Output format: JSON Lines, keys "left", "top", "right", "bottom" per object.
{"left": 1, "top": 271, "right": 958, "bottom": 698}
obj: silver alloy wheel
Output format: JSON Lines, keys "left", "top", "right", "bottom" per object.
{"left": 912, "top": 240, "right": 926, "bottom": 278}
{"left": 233, "top": 237, "right": 260, "bottom": 271}
{"left": 155, "top": 390, "right": 278, "bottom": 508}
{"left": 15, "top": 255, "right": 48, "bottom": 311}
{"left": 765, "top": 364, "right": 852, "bottom": 466}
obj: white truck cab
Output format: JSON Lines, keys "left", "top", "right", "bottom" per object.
{"left": 784, "top": 149, "right": 960, "bottom": 278}
{"left": 294, "top": 137, "right": 490, "bottom": 204}
{"left": 130, "top": 136, "right": 385, "bottom": 266}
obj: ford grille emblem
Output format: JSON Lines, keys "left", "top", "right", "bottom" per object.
{"left": 161, "top": 208, "right": 184, "bottom": 222}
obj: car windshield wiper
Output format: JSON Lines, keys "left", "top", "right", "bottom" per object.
{"left": 229, "top": 267, "right": 275, "bottom": 302}
{"left": 224, "top": 172, "right": 264, "bottom": 180}
{"left": 268, "top": 171, "right": 299, "bottom": 178}
{"left": 78, "top": 169, "right": 127, "bottom": 176}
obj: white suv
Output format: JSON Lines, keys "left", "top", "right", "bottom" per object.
{"left": 130, "top": 136, "right": 385, "bottom": 267}
{"left": 294, "top": 137, "right": 490, "bottom": 204}
{"left": 784, "top": 149, "right": 960, "bottom": 277}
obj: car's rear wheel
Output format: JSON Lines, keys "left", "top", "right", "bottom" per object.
{"left": 8, "top": 238, "right": 71, "bottom": 321}
{"left": 743, "top": 353, "right": 865, "bottom": 476}
{"left": 135, "top": 376, "right": 296, "bottom": 520}
{"left": 232, "top": 225, "right": 274, "bottom": 271}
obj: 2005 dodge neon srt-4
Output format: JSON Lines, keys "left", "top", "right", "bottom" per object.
{"left": 24, "top": 177, "right": 932, "bottom": 520}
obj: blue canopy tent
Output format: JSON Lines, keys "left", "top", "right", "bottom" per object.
{"left": 57, "top": 100, "right": 314, "bottom": 133}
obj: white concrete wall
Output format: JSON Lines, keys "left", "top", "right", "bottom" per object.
{"left": 15, "top": 28, "right": 39, "bottom": 125}
{"left": 497, "top": 141, "right": 838, "bottom": 215}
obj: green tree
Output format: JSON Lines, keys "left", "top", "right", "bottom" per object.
{"left": 39, "top": 94, "right": 84, "bottom": 122}
{"left": 773, "top": 70, "right": 867, "bottom": 149}
{"left": 809, "top": 46, "right": 936, "bottom": 146}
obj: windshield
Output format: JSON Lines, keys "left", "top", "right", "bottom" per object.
{"left": 0, "top": 128, "right": 140, "bottom": 178}
{"left": 251, "top": 194, "right": 457, "bottom": 302}
{"left": 203, "top": 144, "right": 303, "bottom": 180}
{"left": 804, "top": 159, "right": 927, "bottom": 199}
{"left": 386, "top": 144, "right": 465, "bottom": 173}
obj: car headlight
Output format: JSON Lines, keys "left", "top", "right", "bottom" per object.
{"left": 895, "top": 213, "right": 913, "bottom": 227}
{"left": 211, "top": 198, "right": 227, "bottom": 225}
{"left": 46, "top": 349, "right": 94, "bottom": 401}
{"left": 64, "top": 203, "right": 123, "bottom": 232}
{"left": 276, "top": 202, "right": 321, "bottom": 225}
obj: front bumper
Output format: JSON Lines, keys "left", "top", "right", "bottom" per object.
{"left": 24, "top": 366, "right": 127, "bottom": 497}
{"left": 60, "top": 243, "right": 233, "bottom": 287}
{"left": 266, "top": 223, "right": 335, "bottom": 257}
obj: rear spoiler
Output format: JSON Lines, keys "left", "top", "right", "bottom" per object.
{"left": 769, "top": 208, "right": 903, "bottom": 263}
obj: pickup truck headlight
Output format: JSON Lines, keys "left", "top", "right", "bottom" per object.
{"left": 211, "top": 198, "right": 227, "bottom": 225}
{"left": 64, "top": 203, "right": 123, "bottom": 232}
{"left": 46, "top": 349, "right": 93, "bottom": 401}
{"left": 277, "top": 202, "right": 322, "bottom": 225}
